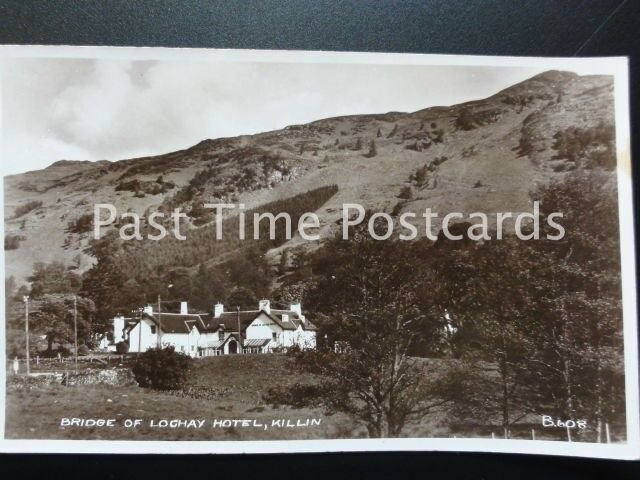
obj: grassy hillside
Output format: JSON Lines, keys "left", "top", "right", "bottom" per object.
{"left": 4, "top": 70, "right": 616, "bottom": 285}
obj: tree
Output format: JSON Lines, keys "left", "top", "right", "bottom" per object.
{"left": 365, "top": 139, "right": 377, "bottom": 158}
{"left": 438, "top": 238, "right": 540, "bottom": 438}
{"left": 30, "top": 294, "right": 96, "bottom": 353}
{"left": 278, "top": 249, "right": 289, "bottom": 275}
{"left": 29, "top": 261, "right": 81, "bottom": 296}
{"left": 454, "top": 108, "right": 476, "bottom": 131}
{"left": 437, "top": 170, "right": 625, "bottom": 441}
{"left": 4, "top": 234, "right": 22, "bottom": 250}
{"left": 300, "top": 217, "right": 447, "bottom": 437}
{"left": 227, "top": 286, "right": 258, "bottom": 309}
{"left": 81, "top": 231, "right": 146, "bottom": 334}
{"left": 398, "top": 185, "right": 413, "bottom": 200}
{"left": 191, "top": 264, "right": 225, "bottom": 312}
{"left": 525, "top": 171, "right": 624, "bottom": 440}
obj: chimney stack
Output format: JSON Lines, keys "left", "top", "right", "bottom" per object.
{"left": 113, "top": 315, "right": 125, "bottom": 343}
{"left": 259, "top": 299, "right": 271, "bottom": 314}
{"left": 214, "top": 302, "right": 224, "bottom": 318}
{"left": 290, "top": 303, "right": 302, "bottom": 316}
{"left": 180, "top": 301, "right": 188, "bottom": 315}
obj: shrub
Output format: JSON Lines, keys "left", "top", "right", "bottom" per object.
{"left": 115, "top": 341, "right": 129, "bottom": 355}
{"left": 398, "top": 186, "right": 413, "bottom": 200}
{"left": 364, "top": 140, "right": 377, "bottom": 158}
{"left": 13, "top": 200, "right": 43, "bottom": 219}
{"left": 4, "top": 234, "right": 23, "bottom": 250}
{"left": 411, "top": 165, "right": 429, "bottom": 186}
{"left": 391, "top": 202, "right": 405, "bottom": 216}
{"left": 66, "top": 213, "right": 93, "bottom": 234}
{"left": 132, "top": 347, "right": 192, "bottom": 390}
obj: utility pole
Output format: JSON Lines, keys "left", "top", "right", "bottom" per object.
{"left": 138, "top": 307, "right": 142, "bottom": 356}
{"left": 237, "top": 306, "right": 242, "bottom": 354}
{"left": 23, "top": 295, "right": 30, "bottom": 375}
{"left": 157, "top": 294, "right": 162, "bottom": 348}
{"left": 73, "top": 295, "right": 78, "bottom": 374}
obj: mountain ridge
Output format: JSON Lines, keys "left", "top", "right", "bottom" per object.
{"left": 4, "top": 70, "right": 616, "bottom": 285}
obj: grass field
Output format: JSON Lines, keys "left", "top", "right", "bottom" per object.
{"left": 5, "top": 354, "right": 581, "bottom": 442}
{"left": 5, "top": 354, "right": 368, "bottom": 441}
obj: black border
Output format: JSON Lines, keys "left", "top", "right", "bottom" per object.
{"left": 1, "top": 1, "right": 639, "bottom": 478}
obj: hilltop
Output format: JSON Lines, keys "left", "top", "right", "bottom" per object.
{"left": 3, "top": 70, "right": 616, "bottom": 285}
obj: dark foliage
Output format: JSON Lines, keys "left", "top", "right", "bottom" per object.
{"left": 4, "top": 234, "right": 23, "bottom": 250}
{"left": 66, "top": 213, "right": 93, "bottom": 234}
{"left": 132, "top": 347, "right": 192, "bottom": 390}
{"left": 12, "top": 200, "right": 42, "bottom": 219}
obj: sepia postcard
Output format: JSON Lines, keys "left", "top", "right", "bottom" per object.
{"left": 0, "top": 46, "right": 637, "bottom": 458}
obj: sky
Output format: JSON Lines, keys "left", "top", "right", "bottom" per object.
{"left": 0, "top": 56, "right": 580, "bottom": 175}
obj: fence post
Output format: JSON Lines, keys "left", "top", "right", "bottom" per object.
{"left": 531, "top": 428, "right": 536, "bottom": 440}
{"left": 491, "top": 432, "right": 495, "bottom": 439}
{"left": 605, "top": 423, "right": 611, "bottom": 443}
{"left": 566, "top": 426, "right": 572, "bottom": 442}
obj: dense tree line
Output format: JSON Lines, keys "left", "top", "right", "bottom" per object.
{"left": 112, "top": 185, "right": 338, "bottom": 277}
{"left": 286, "top": 170, "right": 624, "bottom": 440}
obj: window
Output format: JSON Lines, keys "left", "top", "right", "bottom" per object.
{"left": 150, "top": 325, "right": 156, "bottom": 334}
{"left": 218, "top": 330, "right": 224, "bottom": 341}
{"left": 272, "top": 332, "right": 278, "bottom": 342}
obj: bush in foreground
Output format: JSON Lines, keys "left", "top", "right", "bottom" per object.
{"left": 132, "top": 347, "right": 192, "bottom": 390}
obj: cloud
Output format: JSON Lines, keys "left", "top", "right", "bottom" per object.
{"left": 2, "top": 56, "right": 554, "bottom": 175}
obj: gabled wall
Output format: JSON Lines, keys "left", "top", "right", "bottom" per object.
{"left": 128, "top": 318, "right": 158, "bottom": 353}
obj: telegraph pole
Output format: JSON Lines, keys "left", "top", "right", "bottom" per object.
{"left": 138, "top": 307, "right": 142, "bottom": 356}
{"left": 237, "top": 306, "right": 242, "bottom": 354}
{"left": 23, "top": 295, "right": 30, "bottom": 375}
{"left": 157, "top": 294, "right": 162, "bottom": 348}
{"left": 73, "top": 295, "right": 78, "bottom": 373}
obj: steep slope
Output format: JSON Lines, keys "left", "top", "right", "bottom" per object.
{"left": 3, "top": 71, "right": 616, "bottom": 284}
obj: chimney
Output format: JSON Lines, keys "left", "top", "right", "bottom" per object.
{"left": 259, "top": 299, "right": 271, "bottom": 314}
{"left": 143, "top": 305, "right": 153, "bottom": 315}
{"left": 180, "top": 301, "right": 188, "bottom": 315}
{"left": 214, "top": 302, "right": 224, "bottom": 318}
{"left": 113, "top": 315, "right": 125, "bottom": 343}
{"left": 290, "top": 303, "right": 302, "bottom": 316}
